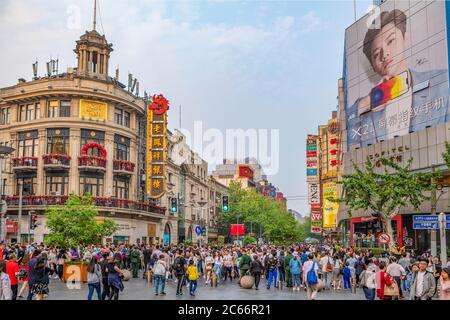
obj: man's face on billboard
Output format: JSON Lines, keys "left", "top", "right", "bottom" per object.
{"left": 370, "top": 22, "right": 407, "bottom": 79}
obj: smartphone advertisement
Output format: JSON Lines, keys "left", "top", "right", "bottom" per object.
{"left": 344, "top": 0, "right": 450, "bottom": 148}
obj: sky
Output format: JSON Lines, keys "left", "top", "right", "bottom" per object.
{"left": 0, "top": 0, "right": 374, "bottom": 215}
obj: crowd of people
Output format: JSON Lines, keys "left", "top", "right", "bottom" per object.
{"left": 0, "top": 241, "right": 449, "bottom": 300}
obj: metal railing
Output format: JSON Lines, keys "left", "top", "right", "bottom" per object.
{"left": 78, "top": 155, "right": 106, "bottom": 168}
{"left": 5, "top": 195, "right": 166, "bottom": 215}
{"left": 11, "top": 157, "right": 38, "bottom": 168}
{"left": 43, "top": 154, "right": 71, "bottom": 166}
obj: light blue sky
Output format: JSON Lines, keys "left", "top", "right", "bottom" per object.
{"left": 0, "top": 0, "right": 373, "bottom": 215}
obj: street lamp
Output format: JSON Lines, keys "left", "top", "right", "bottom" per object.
{"left": 0, "top": 145, "right": 15, "bottom": 244}
{"left": 236, "top": 214, "right": 241, "bottom": 245}
{"left": 197, "top": 200, "right": 207, "bottom": 244}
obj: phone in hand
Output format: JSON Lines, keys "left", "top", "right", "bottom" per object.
{"left": 370, "top": 71, "right": 410, "bottom": 110}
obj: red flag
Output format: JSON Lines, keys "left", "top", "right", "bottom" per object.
{"left": 230, "top": 224, "right": 245, "bottom": 236}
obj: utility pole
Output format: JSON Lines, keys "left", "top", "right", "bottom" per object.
{"left": 17, "top": 181, "right": 23, "bottom": 245}
{"left": 430, "top": 165, "right": 437, "bottom": 257}
{"left": 438, "top": 212, "right": 447, "bottom": 266}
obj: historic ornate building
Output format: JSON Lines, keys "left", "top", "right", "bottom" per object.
{"left": 0, "top": 28, "right": 171, "bottom": 245}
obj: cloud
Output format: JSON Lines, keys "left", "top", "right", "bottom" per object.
{"left": 300, "top": 10, "right": 325, "bottom": 34}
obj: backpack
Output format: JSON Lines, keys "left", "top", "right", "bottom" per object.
{"left": 154, "top": 261, "right": 165, "bottom": 276}
{"left": 325, "top": 258, "right": 333, "bottom": 273}
{"left": 173, "top": 257, "right": 184, "bottom": 273}
{"left": 306, "top": 261, "right": 318, "bottom": 285}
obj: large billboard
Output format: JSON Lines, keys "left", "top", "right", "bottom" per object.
{"left": 344, "top": 0, "right": 450, "bottom": 148}
{"left": 322, "top": 181, "right": 339, "bottom": 229}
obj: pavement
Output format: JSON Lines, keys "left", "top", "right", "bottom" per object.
{"left": 42, "top": 273, "right": 369, "bottom": 300}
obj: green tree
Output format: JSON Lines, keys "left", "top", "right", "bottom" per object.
{"left": 220, "top": 181, "right": 303, "bottom": 244}
{"left": 45, "top": 193, "right": 117, "bottom": 248}
{"left": 338, "top": 158, "right": 439, "bottom": 242}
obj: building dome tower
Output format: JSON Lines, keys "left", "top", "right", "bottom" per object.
{"left": 74, "top": 0, "right": 113, "bottom": 80}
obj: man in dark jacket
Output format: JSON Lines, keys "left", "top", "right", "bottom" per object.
{"left": 266, "top": 250, "right": 278, "bottom": 289}
{"left": 249, "top": 255, "right": 263, "bottom": 290}
{"left": 99, "top": 252, "right": 110, "bottom": 300}
{"left": 173, "top": 249, "right": 186, "bottom": 296}
{"left": 27, "top": 249, "right": 41, "bottom": 300}
{"left": 142, "top": 245, "right": 152, "bottom": 279}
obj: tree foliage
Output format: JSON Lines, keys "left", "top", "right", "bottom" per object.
{"left": 45, "top": 193, "right": 118, "bottom": 248}
{"left": 219, "top": 181, "right": 304, "bottom": 244}
{"left": 338, "top": 157, "right": 439, "bottom": 240}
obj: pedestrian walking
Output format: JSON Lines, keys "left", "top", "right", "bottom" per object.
{"left": 107, "top": 253, "right": 125, "bottom": 300}
{"left": 266, "top": 250, "right": 278, "bottom": 289}
{"left": 154, "top": 255, "right": 167, "bottom": 296}
{"left": 0, "top": 259, "right": 12, "bottom": 300}
{"left": 303, "top": 253, "right": 319, "bottom": 300}
{"left": 173, "top": 249, "right": 186, "bottom": 296}
{"left": 31, "top": 255, "right": 50, "bottom": 300}
{"left": 187, "top": 260, "right": 199, "bottom": 296}
{"left": 5, "top": 253, "right": 19, "bottom": 300}
{"left": 438, "top": 267, "right": 450, "bottom": 300}
{"left": 87, "top": 256, "right": 102, "bottom": 300}
{"left": 289, "top": 253, "right": 302, "bottom": 291}
{"left": 359, "top": 260, "right": 376, "bottom": 300}
{"left": 99, "top": 252, "right": 111, "bottom": 300}
{"left": 410, "top": 258, "right": 436, "bottom": 300}
{"left": 249, "top": 254, "right": 263, "bottom": 290}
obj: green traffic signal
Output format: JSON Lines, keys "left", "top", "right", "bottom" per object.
{"left": 222, "top": 195, "right": 229, "bottom": 212}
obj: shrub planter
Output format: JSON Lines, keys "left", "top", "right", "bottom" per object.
{"left": 63, "top": 262, "right": 89, "bottom": 282}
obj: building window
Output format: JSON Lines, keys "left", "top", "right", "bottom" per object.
{"left": 19, "top": 103, "right": 40, "bottom": 122}
{"left": 80, "top": 129, "right": 105, "bottom": 157}
{"left": 45, "top": 174, "right": 69, "bottom": 196}
{"left": 113, "top": 178, "right": 129, "bottom": 199}
{"left": 114, "top": 108, "right": 130, "bottom": 128}
{"left": 114, "top": 135, "right": 130, "bottom": 160}
{"left": 47, "top": 128, "right": 69, "bottom": 154}
{"left": 80, "top": 174, "right": 104, "bottom": 197}
{"left": 16, "top": 175, "right": 37, "bottom": 196}
{"left": 114, "top": 108, "right": 123, "bottom": 125}
{"left": 18, "top": 130, "right": 39, "bottom": 157}
{"left": 48, "top": 100, "right": 71, "bottom": 118}
{"left": 0, "top": 107, "right": 10, "bottom": 125}
{"left": 124, "top": 111, "right": 130, "bottom": 128}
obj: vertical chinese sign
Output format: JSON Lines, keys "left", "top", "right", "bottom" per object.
{"left": 306, "top": 134, "right": 322, "bottom": 234}
{"left": 147, "top": 95, "right": 169, "bottom": 198}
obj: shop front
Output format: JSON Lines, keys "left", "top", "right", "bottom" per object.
{"left": 350, "top": 215, "right": 403, "bottom": 248}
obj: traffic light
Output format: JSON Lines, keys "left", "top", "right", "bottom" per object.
{"left": 30, "top": 215, "right": 38, "bottom": 230}
{"left": 222, "top": 195, "right": 229, "bottom": 212}
{"left": 170, "top": 197, "right": 178, "bottom": 213}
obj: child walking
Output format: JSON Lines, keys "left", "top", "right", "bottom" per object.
{"left": 343, "top": 262, "right": 352, "bottom": 290}
{"left": 187, "top": 260, "right": 199, "bottom": 297}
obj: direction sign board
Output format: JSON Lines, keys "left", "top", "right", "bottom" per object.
{"left": 377, "top": 233, "right": 390, "bottom": 244}
{"left": 413, "top": 215, "right": 450, "bottom": 229}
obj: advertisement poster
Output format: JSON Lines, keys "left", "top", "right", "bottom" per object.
{"left": 345, "top": 0, "right": 449, "bottom": 148}
{"left": 322, "top": 181, "right": 339, "bottom": 228}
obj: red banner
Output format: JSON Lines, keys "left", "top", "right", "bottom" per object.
{"left": 238, "top": 165, "right": 254, "bottom": 181}
{"left": 6, "top": 221, "right": 17, "bottom": 233}
{"left": 230, "top": 224, "right": 245, "bottom": 236}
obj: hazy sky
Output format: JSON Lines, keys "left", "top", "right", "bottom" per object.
{"left": 0, "top": 0, "right": 373, "bottom": 215}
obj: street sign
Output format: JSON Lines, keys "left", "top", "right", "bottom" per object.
{"left": 378, "top": 233, "right": 390, "bottom": 245}
{"left": 195, "top": 226, "right": 202, "bottom": 235}
{"left": 413, "top": 215, "right": 450, "bottom": 229}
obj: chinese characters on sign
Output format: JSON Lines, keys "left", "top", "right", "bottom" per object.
{"left": 307, "top": 134, "right": 322, "bottom": 234}
{"left": 79, "top": 99, "right": 108, "bottom": 121}
{"left": 310, "top": 207, "right": 323, "bottom": 234}
{"left": 147, "top": 95, "right": 169, "bottom": 198}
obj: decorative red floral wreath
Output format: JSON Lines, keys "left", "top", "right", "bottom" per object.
{"left": 148, "top": 94, "right": 169, "bottom": 115}
{"left": 81, "top": 143, "right": 107, "bottom": 158}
